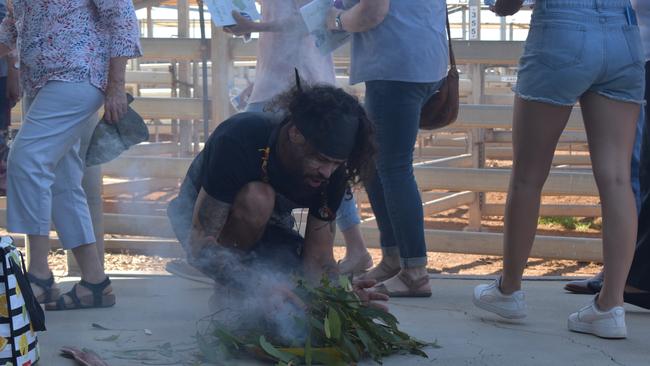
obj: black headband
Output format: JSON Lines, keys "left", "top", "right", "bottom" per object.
{"left": 293, "top": 113, "right": 359, "bottom": 160}
{"left": 292, "top": 68, "right": 359, "bottom": 160}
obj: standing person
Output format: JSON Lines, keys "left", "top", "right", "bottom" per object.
{"left": 0, "top": 0, "right": 18, "bottom": 197}
{"left": 225, "top": 0, "right": 372, "bottom": 275}
{"left": 564, "top": 0, "right": 648, "bottom": 297}
{"left": 623, "top": 0, "right": 650, "bottom": 310}
{"left": 327, "top": 0, "right": 449, "bottom": 297}
{"left": 0, "top": 0, "right": 142, "bottom": 310}
{"left": 473, "top": 0, "right": 644, "bottom": 339}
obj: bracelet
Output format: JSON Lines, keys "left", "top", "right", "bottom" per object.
{"left": 335, "top": 11, "right": 344, "bottom": 31}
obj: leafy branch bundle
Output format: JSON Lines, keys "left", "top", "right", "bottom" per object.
{"left": 197, "top": 276, "right": 436, "bottom": 365}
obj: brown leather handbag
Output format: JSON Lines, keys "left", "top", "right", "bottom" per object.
{"left": 420, "top": 10, "right": 459, "bottom": 130}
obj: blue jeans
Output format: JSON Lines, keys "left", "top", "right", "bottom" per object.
{"left": 364, "top": 80, "right": 443, "bottom": 268}
{"left": 246, "top": 101, "right": 362, "bottom": 231}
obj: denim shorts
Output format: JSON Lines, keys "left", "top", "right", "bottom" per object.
{"left": 514, "top": 0, "right": 646, "bottom": 106}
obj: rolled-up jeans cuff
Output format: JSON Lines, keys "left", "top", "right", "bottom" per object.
{"left": 336, "top": 211, "right": 361, "bottom": 232}
{"left": 400, "top": 256, "right": 427, "bottom": 268}
{"left": 381, "top": 246, "right": 400, "bottom": 257}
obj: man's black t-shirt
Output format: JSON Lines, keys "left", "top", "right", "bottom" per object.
{"left": 167, "top": 112, "right": 347, "bottom": 245}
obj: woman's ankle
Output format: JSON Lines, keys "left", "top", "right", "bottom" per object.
{"left": 402, "top": 266, "right": 427, "bottom": 278}
{"left": 380, "top": 255, "right": 400, "bottom": 269}
{"left": 343, "top": 247, "right": 370, "bottom": 259}
{"left": 596, "top": 292, "right": 623, "bottom": 311}
{"left": 498, "top": 276, "right": 521, "bottom": 295}
{"left": 27, "top": 267, "right": 52, "bottom": 280}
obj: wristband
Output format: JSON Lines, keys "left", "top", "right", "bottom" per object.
{"left": 335, "top": 11, "right": 344, "bottom": 31}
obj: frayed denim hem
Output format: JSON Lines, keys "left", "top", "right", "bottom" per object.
{"left": 594, "top": 91, "right": 647, "bottom": 106}
{"left": 513, "top": 89, "right": 576, "bottom": 107}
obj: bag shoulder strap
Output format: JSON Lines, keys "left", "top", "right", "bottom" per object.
{"left": 445, "top": 8, "right": 457, "bottom": 68}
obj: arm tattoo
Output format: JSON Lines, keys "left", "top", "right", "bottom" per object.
{"left": 187, "top": 189, "right": 231, "bottom": 255}
{"left": 196, "top": 195, "right": 230, "bottom": 238}
{"left": 303, "top": 216, "right": 337, "bottom": 279}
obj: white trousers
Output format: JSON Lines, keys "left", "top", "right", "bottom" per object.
{"left": 7, "top": 80, "right": 103, "bottom": 249}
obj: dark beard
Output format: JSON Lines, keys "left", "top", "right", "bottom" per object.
{"left": 287, "top": 173, "right": 324, "bottom": 203}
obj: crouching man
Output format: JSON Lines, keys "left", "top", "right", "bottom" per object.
{"left": 168, "top": 84, "right": 386, "bottom": 307}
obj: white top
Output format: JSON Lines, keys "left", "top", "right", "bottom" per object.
{"left": 632, "top": 0, "right": 650, "bottom": 61}
{"left": 248, "top": 0, "right": 336, "bottom": 104}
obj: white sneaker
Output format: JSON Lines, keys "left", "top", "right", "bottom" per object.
{"left": 473, "top": 278, "right": 527, "bottom": 319}
{"left": 568, "top": 298, "right": 627, "bottom": 339}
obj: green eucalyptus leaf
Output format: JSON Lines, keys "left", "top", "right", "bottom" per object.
{"left": 328, "top": 307, "right": 341, "bottom": 340}
{"left": 305, "top": 331, "right": 313, "bottom": 366}
{"left": 338, "top": 276, "right": 352, "bottom": 292}
{"left": 324, "top": 315, "right": 331, "bottom": 339}
{"left": 259, "top": 336, "right": 296, "bottom": 364}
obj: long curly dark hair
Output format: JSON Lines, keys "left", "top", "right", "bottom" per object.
{"left": 269, "top": 84, "right": 376, "bottom": 187}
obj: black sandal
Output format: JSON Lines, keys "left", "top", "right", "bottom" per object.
{"left": 26, "top": 272, "right": 60, "bottom": 304}
{"left": 46, "top": 277, "right": 115, "bottom": 311}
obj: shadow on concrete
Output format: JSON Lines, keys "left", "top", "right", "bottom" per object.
{"left": 38, "top": 275, "right": 650, "bottom": 366}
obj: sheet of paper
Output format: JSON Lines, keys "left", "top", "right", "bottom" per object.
{"left": 203, "top": 0, "right": 261, "bottom": 27}
{"left": 300, "top": 0, "right": 351, "bottom": 55}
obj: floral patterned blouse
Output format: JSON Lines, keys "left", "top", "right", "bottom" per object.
{"left": 0, "top": 0, "right": 142, "bottom": 97}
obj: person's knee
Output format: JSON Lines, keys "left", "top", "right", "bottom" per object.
{"left": 594, "top": 168, "right": 631, "bottom": 193}
{"left": 7, "top": 145, "right": 42, "bottom": 179}
{"left": 510, "top": 167, "right": 548, "bottom": 193}
{"left": 231, "top": 182, "right": 275, "bottom": 228}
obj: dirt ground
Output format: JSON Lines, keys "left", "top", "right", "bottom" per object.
{"left": 45, "top": 245, "right": 602, "bottom": 278}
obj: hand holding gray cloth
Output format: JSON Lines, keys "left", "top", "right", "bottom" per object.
{"left": 85, "top": 93, "right": 149, "bottom": 167}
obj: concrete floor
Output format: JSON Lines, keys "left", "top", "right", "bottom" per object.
{"left": 38, "top": 274, "right": 650, "bottom": 366}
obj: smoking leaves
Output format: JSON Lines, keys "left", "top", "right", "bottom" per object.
{"left": 198, "top": 275, "right": 435, "bottom": 365}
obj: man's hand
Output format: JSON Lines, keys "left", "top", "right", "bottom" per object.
{"left": 103, "top": 82, "right": 128, "bottom": 124}
{"left": 326, "top": 8, "right": 343, "bottom": 31}
{"left": 491, "top": 0, "right": 524, "bottom": 17}
{"left": 269, "top": 284, "right": 306, "bottom": 311}
{"left": 223, "top": 11, "right": 257, "bottom": 36}
{"left": 353, "top": 279, "right": 389, "bottom": 312}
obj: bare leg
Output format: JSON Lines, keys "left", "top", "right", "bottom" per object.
{"left": 218, "top": 182, "right": 275, "bottom": 250}
{"left": 500, "top": 97, "right": 573, "bottom": 294}
{"left": 342, "top": 225, "right": 368, "bottom": 258}
{"left": 26, "top": 234, "right": 53, "bottom": 279}
{"left": 580, "top": 92, "right": 639, "bottom": 310}
{"left": 71, "top": 244, "right": 109, "bottom": 284}
{"left": 26, "top": 235, "right": 62, "bottom": 301}
{"left": 338, "top": 224, "right": 372, "bottom": 274}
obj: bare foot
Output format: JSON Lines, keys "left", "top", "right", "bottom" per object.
{"left": 375, "top": 267, "right": 429, "bottom": 294}
{"left": 27, "top": 271, "right": 60, "bottom": 304}
{"left": 338, "top": 251, "right": 373, "bottom": 275}
{"left": 356, "top": 257, "right": 400, "bottom": 283}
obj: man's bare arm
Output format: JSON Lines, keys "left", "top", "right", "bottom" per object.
{"left": 302, "top": 215, "right": 338, "bottom": 281}
{"left": 187, "top": 188, "right": 231, "bottom": 258}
